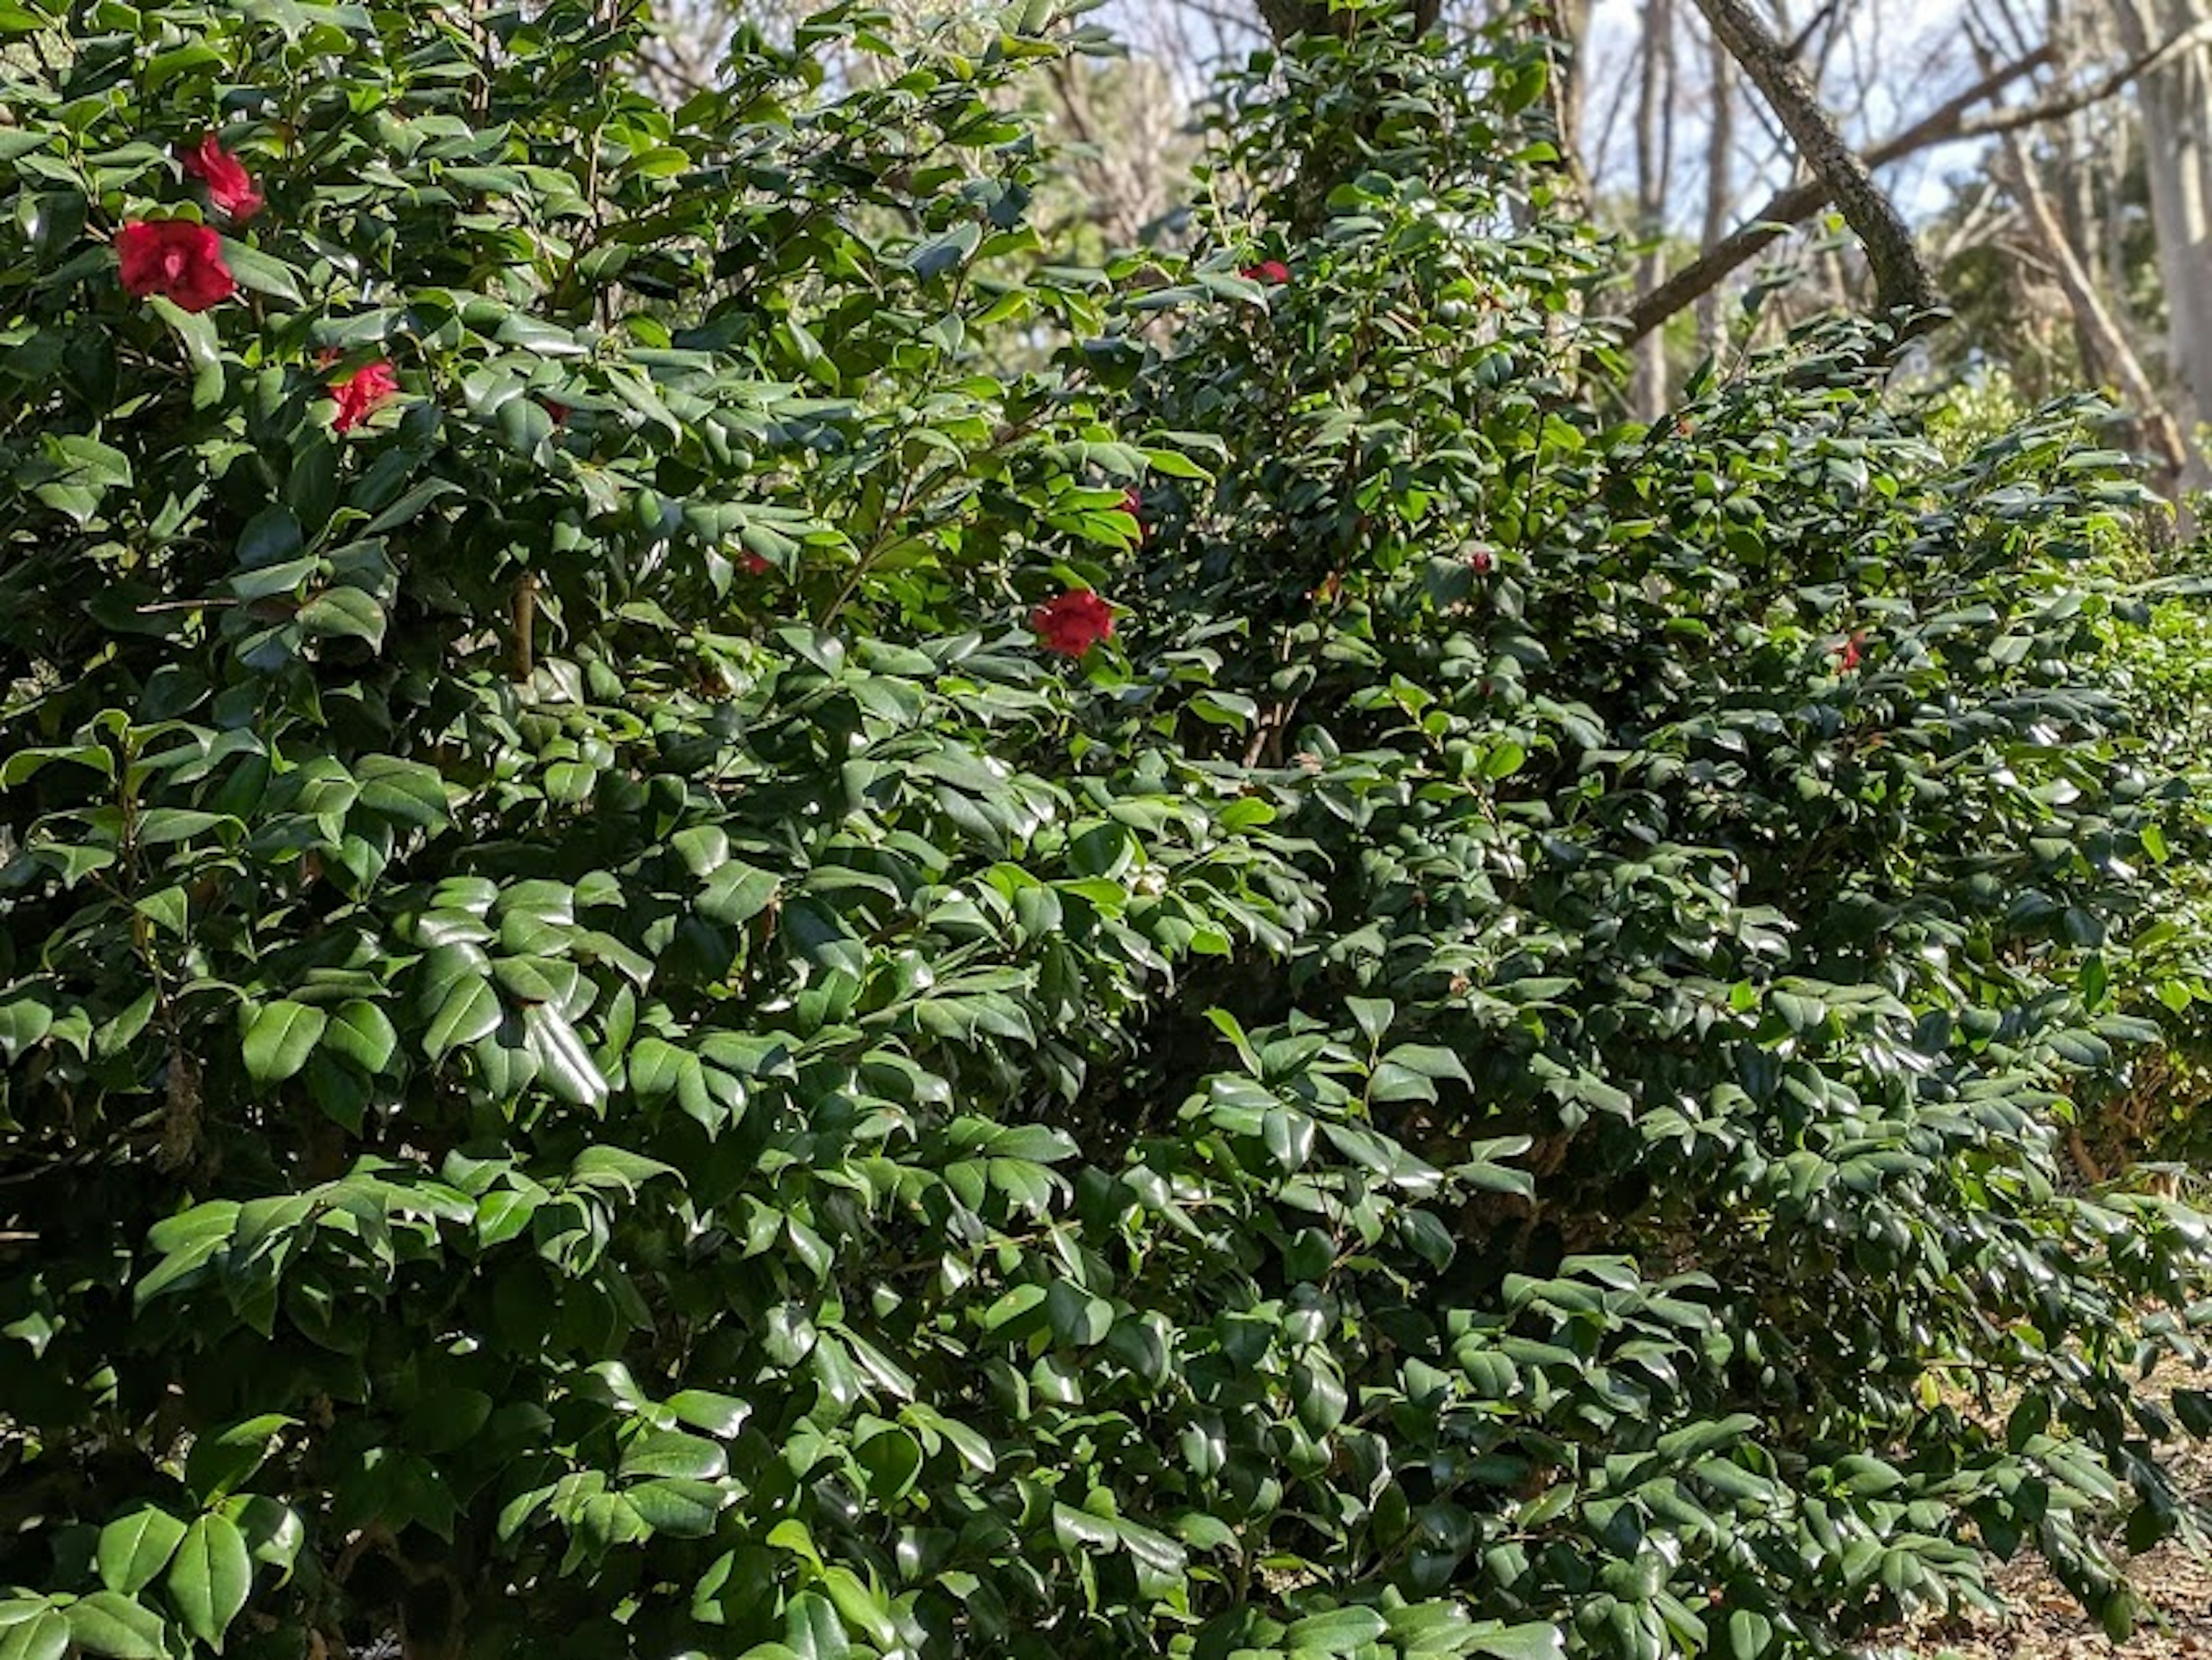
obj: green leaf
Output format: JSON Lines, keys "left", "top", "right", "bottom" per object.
{"left": 624, "top": 1478, "right": 725, "bottom": 1538}
{"left": 168, "top": 1512, "right": 253, "bottom": 1650}
{"left": 0, "top": 1610, "right": 67, "bottom": 1660}
{"left": 570, "top": 1145, "right": 679, "bottom": 1196}
{"left": 671, "top": 824, "right": 729, "bottom": 876}
{"left": 356, "top": 757, "right": 449, "bottom": 828}
{"left": 819, "top": 1567, "right": 897, "bottom": 1651}
{"left": 1052, "top": 1503, "right": 1118, "bottom": 1553}
{"left": 237, "top": 505, "right": 303, "bottom": 568}
{"left": 218, "top": 238, "right": 304, "bottom": 304}
{"left": 1346, "top": 996, "right": 1394, "bottom": 1045}
{"left": 2173, "top": 1389, "right": 2212, "bottom": 1438}
{"left": 0, "top": 999, "right": 55, "bottom": 1060}
{"left": 522, "top": 1003, "right": 609, "bottom": 1108}
{"left": 220, "top": 1495, "right": 305, "bottom": 1575}
{"left": 854, "top": 1426, "right": 923, "bottom": 1502}
{"left": 425, "top": 976, "right": 501, "bottom": 1059}
{"left": 784, "top": 1590, "right": 849, "bottom": 1660}
{"left": 135, "top": 1201, "right": 241, "bottom": 1308}
{"left": 322, "top": 1000, "right": 399, "bottom": 1074}
{"left": 698, "top": 861, "right": 779, "bottom": 925}
{"left": 183, "top": 1415, "right": 296, "bottom": 1505}
{"left": 1381, "top": 1043, "right": 1471, "bottom": 1086}
{"left": 63, "top": 1594, "right": 167, "bottom": 1660}
{"left": 240, "top": 999, "right": 328, "bottom": 1085}
{"left": 150, "top": 295, "right": 225, "bottom": 407}
{"left": 1283, "top": 1607, "right": 1387, "bottom": 1653}
{"left": 137, "top": 809, "right": 234, "bottom": 847}
{"left": 1725, "top": 1610, "right": 1773, "bottom": 1659}
{"left": 97, "top": 1508, "right": 188, "bottom": 1595}
{"left": 1467, "top": 1626, "right": 1563, "bottom": 1660}
{"left": 910, "top": 220, "right": 982, "bottom": 280}
{"left": 298, "top": 586, "right": 388, "bottom": 647}
{"left": 619, "top": 1430, "right": 728, "bottom": 1482}
{"left": 1480, "top": 740, "right": 1527, "bottom": 780}
{"left": 667, "top": 1389, "right": 753, "bottom": 1438}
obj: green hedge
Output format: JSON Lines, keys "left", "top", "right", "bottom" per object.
{"left": 3, "top": 3, "right": 2212, "bottom": 1658}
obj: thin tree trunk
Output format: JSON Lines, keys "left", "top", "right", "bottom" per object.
{"left": 1536, "top": 0, "right": 1596, "bottom": 209}
{"left": 2116, "top": 0, "right": 2212, "bottom": 490}
{"left": 1695, "top": 35, "right": 1736, "bottom": 358}
{"left": 1632, "top": 0, "right": 1676, "bottom": 418}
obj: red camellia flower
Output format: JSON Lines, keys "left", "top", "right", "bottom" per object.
{"left": 544, "top": 399, "right": 571, "bottom": 428}
{"left": 115, "top": 221, "right": 236, "bottom": 313}
{"left": 179, "top": 135, "right": 263, "bottom": 222}
{"left": 331, "top": 361, "right": 399, "bottom": 433}
{"left": 741, "top": 552, "right": 773, "bottom": 575}
{"left": 1835, "top": 631, "right": 1865, "bottom": 673}
{"left": 1241, "top": 259, "right": 1291, "bottom": 284}
{"left": 1466, "top": 546, "right": 1494, "bottom": 574}
{"left": 1032, "top": 589, "right": 1115, "bottom": 657}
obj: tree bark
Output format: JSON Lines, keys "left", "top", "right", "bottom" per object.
{"left": 1631, "top": 0, "right": 1677, "bottom": 417}
{"left": 1685, "top": 0, "right": 1941, "bottom": 320}
{"left": 1695, "top": 34, "right": 1736, "bottom": 358}
{"left": 2116, "top": 0, "right": 2212, "bottom": 490}
{"left": 1531, "top": 0, "right": 1595, "bottom": 209}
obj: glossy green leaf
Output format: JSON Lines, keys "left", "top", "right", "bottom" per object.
{"left": 168, "top": 1511, "right": 253, "bottom": 1650}
{"left": 63, "top": 1595, "right": 166, "bottom": 1660}
{"left": 96, "top": 1507, "right": 187, "bottom": 1595}
{"left": 240, "top": 999, "right": 327, "bottom": 1085}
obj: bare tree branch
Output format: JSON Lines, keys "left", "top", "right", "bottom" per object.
{"left": 1687, "top": 0, "right": 1941, "bottom": 317}
{"left": 1783, "top": 0, "right": 1840, "bottom": 58}
{"left": 1624, "top": 12, "right": 2212, "bottom": 343}
{"left": 1622, "top": 25, "right": 2173, "bottom": 343}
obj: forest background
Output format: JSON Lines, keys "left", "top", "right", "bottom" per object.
{"left": 641, "top": 0, "right": 2212, "bottom": 491}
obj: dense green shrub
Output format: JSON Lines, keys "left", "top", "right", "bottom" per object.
{"left": 1111, "top": 18, "right": 2212, "bottom": 1652}
{"left": 7, "top": 3, "right": 2212, "bottom": 1659}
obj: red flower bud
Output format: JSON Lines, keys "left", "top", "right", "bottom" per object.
{"left": 116, "top": 220, "right": 236, "bottom": 313}
{"left": 1834, "top": 631, "right": 1864, "bottom": 673}
{"left": 1467, "top": 547, "right": 1494, "bottom": 574}
{"left": 1120, "top": 486, "right": 1144, "bottom": 544}
{"left": 741, "top": 552, "right": 773, "bottom": 575}
{"left": 1031, "top": 589, "right": 1115, "bottom": 657}
{"left": 1241, "top": 260, "right": 1291, "bottom": 284}
{"left": 179, "top": 135, "right": 263, "bottom": 222}
{"left": 331, "top": 361, "right": 399, "bottom": 433}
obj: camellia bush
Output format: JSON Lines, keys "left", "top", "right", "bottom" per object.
{"left": 9, "top": 1, "right": 2212, "bottom": 1659}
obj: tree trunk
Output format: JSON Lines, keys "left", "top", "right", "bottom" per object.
{"left": 2116, "top": 0, "right": 2212, "bottom": 489}
{"left": 1624, "top": 41, "right": 2054, "bottom": 340}
{"left": 1540, "top": 0, "right": 1597, "bottom": 208}
{"left": 1695, "top": 33, "right": 1735, "bottom": 359}
{"left": 1631, "top": 0, "right": 1677, "bottom": 417}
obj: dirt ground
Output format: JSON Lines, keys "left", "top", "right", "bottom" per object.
{"left": 1876, "top": 1360, "right": 2212, "bottom": 1660}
